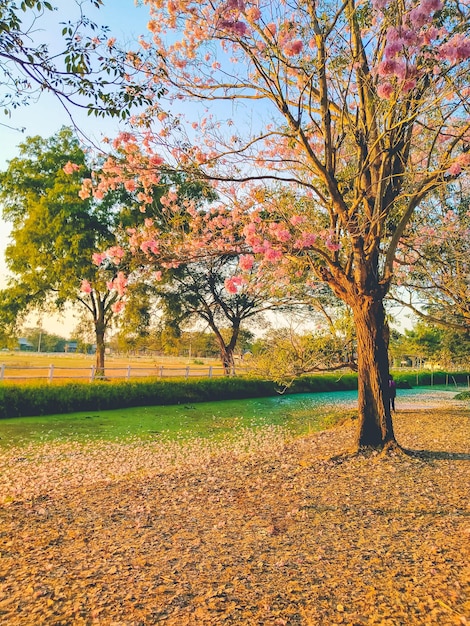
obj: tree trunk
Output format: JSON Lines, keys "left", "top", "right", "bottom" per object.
{"left": 95, "top": 325, "right": 106, "bottom": 379}
{"left": 219, "top": 343, "right": 236, "bottom": 376}
{"left": 352, "top": 296, "right": 396, "bottom": 450}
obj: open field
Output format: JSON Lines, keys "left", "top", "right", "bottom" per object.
{"left": 0, "top": 403, "right": 468, "bottom": 625}
{"left": 0, "top": 352, "right": 225, "bottom": 383}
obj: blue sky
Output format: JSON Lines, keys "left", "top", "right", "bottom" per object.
{"left": 0, "top": 0, "right": 152, "bottom": 166}
{"left": 0, "top": 0, "right": 154, "bottom": 334}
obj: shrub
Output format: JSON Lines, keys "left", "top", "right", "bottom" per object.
{"left": 1, "top": 371, "right": 468, "bottom": 419}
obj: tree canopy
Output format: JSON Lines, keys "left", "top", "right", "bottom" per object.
{"left": 0, "top": 127, "right": 126, "bottom": 372}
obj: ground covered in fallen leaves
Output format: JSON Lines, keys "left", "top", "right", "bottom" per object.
{"left": 1, "top": 405, "right": 469, "bottom": 625}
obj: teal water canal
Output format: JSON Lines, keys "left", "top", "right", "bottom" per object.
{"left": 0, "top": 387, "right": 463, "bottom": 448}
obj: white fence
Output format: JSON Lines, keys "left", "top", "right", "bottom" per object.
{"left": 0, "top": 363, "right": 228, "bottom": 383}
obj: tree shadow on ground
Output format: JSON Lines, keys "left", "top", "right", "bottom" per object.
{"left": 403, "top": 448, "right": 470, "bottom": 461}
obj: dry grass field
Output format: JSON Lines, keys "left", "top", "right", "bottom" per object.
{"left": 0, "top": 351, "right": 225, "bottom": 383}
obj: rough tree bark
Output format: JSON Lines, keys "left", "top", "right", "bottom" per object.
{"left": 352, "top": 296, "right": 395, "bottom": 449}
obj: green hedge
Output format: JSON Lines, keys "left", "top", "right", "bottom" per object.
{"left": 392, "top": 370, "right": 470, "bottom": 388}
{"left": 0, "top": 371, "right": 468, "bottom": 419}
{"left": 0, "top": 374, "right": 358, "bottom": 419}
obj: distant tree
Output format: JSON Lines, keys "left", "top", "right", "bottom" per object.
{"left": 395, "top": 321, "right": 470, "bottom": 368}
{"left": 247, "top": 325, "right": 355, "bottom": 389}
{"left": 155, "top": 255, "right": 291, "bottom": 375}
{"left": 0, "top": 127, "right": 127, "bottom": 374}
{"left": 22, "top": 326, "right": 66, "bottom": 352}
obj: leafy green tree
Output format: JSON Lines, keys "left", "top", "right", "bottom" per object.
{"left": 153, "top": 255, "right": 298, "bottom": 375}
{"left": 394, "top": 321, "right": 470, "bottom": 369}
{"left": 0, "top": 127, "right": 126, "bottom": 373}
{"left": 247, "top": 326, "right": 355, "bottom": 389}
{"left": 22, "top": 326, "right": 66, "bottom": 352}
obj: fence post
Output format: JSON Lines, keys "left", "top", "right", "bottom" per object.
{"left": 208, "top": 366, "right": 212, "bottom": 378}
{"left": 90, "top": 365, "right": 96, "bottom": 382}
{"left": 160, "top": 366, "right": 164, "bottom": 378}
{"left": 185, "top": 366, "right": 190, "bottom": 379}
{"left": 127, "top": 365, "right": 131, "bottom": 380}
{"left": 0, "top": 363, "right": 4, "bottom": 381}
{"left": 48, "top": 364, "right": 55, "bottom": 382}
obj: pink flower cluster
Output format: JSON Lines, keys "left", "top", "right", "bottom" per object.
{"left": 80, "top": 279, "right": 93, "bottom": 294}
{"left": 446, "top": 152, "right": 470, "bottom": 176}
{"left": 373, "top": 0, "right": 470, "bottom": 100}
{"left": 225, "top": 275, "right": 246, "bottom": 293}
{"left": 107, "top": 271, "right": 128, "bottom": 297}
{"left": 63, "top": 161, "right": 80, "bottom": 175}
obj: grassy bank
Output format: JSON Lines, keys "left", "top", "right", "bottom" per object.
{"left": 0, "top": 371, "right": 468, "bottom": 419}
{"left": 0, "top": 374, "right": 359, "bottom": 419}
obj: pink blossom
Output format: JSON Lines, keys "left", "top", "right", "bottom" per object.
{"left": 377, "top": 82, "right": 395, "bottom": 99}
{"left": 124, "top": 179, "right": 137, "bottom": 192}
{"left": 422, "top": 0, "right": 443, "bottom": 12}
{"left": 264, "top": 247, "right": 283, "bottom": 262}
{"left": 283, "top": 40, "right": 303, "bottom": 57}
{"left": 295, "top": 232, "right": 318, "bottom": 249}
{"left": 220, "top": 20, "right": 248, "bottom": 36}
{"left": 225, "top": 276, "right": 244, "bottom": 293}
{"left": 446, "top": 162, "right": 462, "bottom": 176}
{"left": 409, "top": 7, "right": 429, "bottom": 29}
{"left": 108, "top": 272, "right": 128, "bottom": 297}
{"left": 325, "top": 237, "right": 341, "bottom": 252}
{"left": 63, "top": 161, "right": 80, "bottom": 175}
{"left": 290, "top": 214, "right": 305, "bottom": 226}
{"left": 154, "top": 271, "right": 163, "bottom": 281}
{"left": 107, "top": 246, "right": 125, "bottom": 263}
{"left": 80, "top": 279, "right": 92, "bottom": 294}
{"left": 239, "top": 254, "right": 254, "bottom": 271}
{"left": 265, "top": 23, "right": 276, "bottom": 37}
{"left": 114, "top": 272, "right": 128, "bottom": 296}
{"left": 92, "top": 252, "right": 107, "bottom": 266}
{"left": 140, "top": 240, "right": 159, "bottom": 255}
{"left": 439, "top": 34, "right": 470, "bottom": 63}
{"left": 111, "top": 301, "right": 125, "bottom": 314}
{"left": 149, "top": 155, "right": 164, "bottom": 167}
{"left": 269, "top": 223, "right": 291, "bottom": 242}
{"left": 246, "top": 7, "right": 261, "bottom": 21}
{"left": 372, "top": 0, "right": 389, "bottom": 9}
{"left": 402, "top": 79, "right": 416, "bottom": 93}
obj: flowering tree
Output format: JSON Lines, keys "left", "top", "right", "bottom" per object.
{"left": 80, "top": 136, "right": 313, "bottom": 374}
{"left": 90, "top": 0, "right": 470, "bottom": 450}
{"left": 154, "top": 255, "right": 292, "bottom": 375}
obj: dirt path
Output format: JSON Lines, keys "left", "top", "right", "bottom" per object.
{"left": 1, "top": 407, "right": 469, "bottom": 625}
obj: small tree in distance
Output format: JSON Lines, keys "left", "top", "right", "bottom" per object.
{"left": 89, "top": 0, "right": 470, "bottom": 451}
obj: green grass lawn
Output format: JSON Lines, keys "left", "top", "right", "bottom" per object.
{"left": 0, "top": 392, "right": 358, "bottom": 447}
